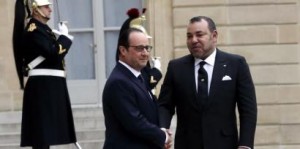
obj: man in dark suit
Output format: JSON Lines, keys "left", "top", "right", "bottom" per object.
{"left": 102, "top": 28, "right": 171, "bottom": 149}
{"left": 158, "top": 16, "right": 257, "bottom": 149}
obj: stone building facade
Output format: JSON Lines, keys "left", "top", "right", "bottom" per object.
{"left": 1, "top": 0, "right": 300, "bottom": 148}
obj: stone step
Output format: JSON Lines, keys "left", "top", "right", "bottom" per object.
{"left": 0, "top": 123, "right": 21, "bottom": 134}
{"left": 71, "top": 107, "right": 104, "bottom": 118}
{"left": 0, "top": 107, "right": 105, "bottom": 134}
{"left": 0, "top": 140, "right": 104, "bottom": 149}
{"left": 0, "top": 107, "right": 103, "bottom": 124}
{"left": 0, "top": 107, "right": 106, "bottom": 148}
{"left": 0, "top": 129, "right": 105, "bottom": 144}
{"left": 0, "top": 117, "right": 105, "bottom": 133}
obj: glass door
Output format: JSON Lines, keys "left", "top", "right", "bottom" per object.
{"left": 52, "top": 0, "right": 100, "bottom": 105}
{"left": 51, "top": 0, "right": 143, "bottom": 106}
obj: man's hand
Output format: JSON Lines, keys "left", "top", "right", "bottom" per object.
{"left": 161, "top": 128, "right": 172, "bottom": 149}
{"left": 58, "top": 22, "right": 69, "bottom": 35}
{"left": 52, "top": 21, "right": 74, "bottom": 40}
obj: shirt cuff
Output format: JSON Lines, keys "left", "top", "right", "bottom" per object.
{"left": 160, "top": 128, "right": 168, "bottom": 143}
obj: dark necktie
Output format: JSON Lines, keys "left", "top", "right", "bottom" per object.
{"left": 138, "top": 74, "right": 150, "bottom": 91}
{"left": 198, "top": 61, "right": 208, "bottom": 103}
{"left": 138, "top": 75, "right": 145, "bottom": 84}
{"left": 138, "top": 74, "right": 153, "bottom": 100}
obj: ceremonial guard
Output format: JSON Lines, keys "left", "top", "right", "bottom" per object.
{"left": 13, "top": 0, "right": 80, "bottom": 148}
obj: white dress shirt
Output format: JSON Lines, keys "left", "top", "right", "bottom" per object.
{"left": 194, "top": 49, "right": 216, "bottom": 95}
{"left": 119, "top": 60, "right": 141, "bottom": 78}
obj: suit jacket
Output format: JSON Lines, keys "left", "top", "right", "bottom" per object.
{"left": 102, "top": 62, "right": 166, "bottom": 149}
{"left": 158, "top": 49, "right": 257, "bottom": 149}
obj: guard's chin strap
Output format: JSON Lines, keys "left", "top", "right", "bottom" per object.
{"left": 36, "top": 7, "right": 50, "bottom": 20}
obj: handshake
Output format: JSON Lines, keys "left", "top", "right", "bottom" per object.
{"left": 52, "top": 21, "right": 74, "bottom": 40}
{"left": 161, "top": 128, "right": 173, "bottom": 149}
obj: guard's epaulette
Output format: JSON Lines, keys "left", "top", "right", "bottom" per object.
{"left": 27, "top": 23, "right": 37, "bottom": 32}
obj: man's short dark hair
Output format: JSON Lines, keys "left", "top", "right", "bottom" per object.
{"left": 115, "top": 28, "right": 143, "bottom": 61}
{"left": 189, "top": 16, "right": 217, "bottom": 32}
{"left": 118, "top": 28, "right": 143, "bottom": 47}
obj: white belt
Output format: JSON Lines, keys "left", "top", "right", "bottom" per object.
{"left": 27, "top": 56, "right": 45, "bottom": 69}
{"left": 28, "top": 69, "right": 66, "bottom": 77}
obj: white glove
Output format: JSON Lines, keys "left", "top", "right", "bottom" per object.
{"left": 53, "top": 22, "right": 74, "bottom": 40}
{"left": 52, "top": 29, "right": 61, "bottom": 36}
{"left": 58, "top": 22, "right": 68, "bottom": 35}
{"left": 152, "top": 57, "right": 161, "bottom": 71}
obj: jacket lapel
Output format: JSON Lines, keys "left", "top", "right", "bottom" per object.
{"left": 133, "top": 79, "right": 158, "bottom": 110}
{"left": 133, "top": 77, "right": 155, "bottom": 102}
{"left": 116, "top": 63, "right": 154, "bottom": 102}
{"left": 182, "top": 55, "right": 203, "bottom": 112}
{"left": 206, "top": 49, "right": 228, "bottom": 109}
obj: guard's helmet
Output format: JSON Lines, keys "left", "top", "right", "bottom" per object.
{"left": 32, "top": 0, "right": 52, "bottom": 7}
{"left": 130, "top": 12, "right": 152, "bottom": 39}
{"left": 31, "top": 0, "right": 52, "bottom": 11}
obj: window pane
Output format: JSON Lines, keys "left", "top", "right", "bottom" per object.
{"left": 103, "top": 0, "right": 142, "bottom": 27}
{"left": 53, "top": 0, "right": 93, "bottom": 28}
{"left": 65, "top": 32, "right": 95, "bottom": 80}
{"left": 105, "top": 31, "right": 119, "bottom": 77}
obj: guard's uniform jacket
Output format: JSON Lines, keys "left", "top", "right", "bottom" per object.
{"left": 20, "top": 18, "right": 77, "bottom": 147}
{"left": 141, "top": 62, "right": 162, "bottom": 90}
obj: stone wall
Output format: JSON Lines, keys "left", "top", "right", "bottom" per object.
{"left": 0, "top": 0, "right": 23, "bottom": 112}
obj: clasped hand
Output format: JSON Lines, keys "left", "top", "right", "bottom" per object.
{"left": 163, "top": 129, "right": 172, "bottom": 149}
